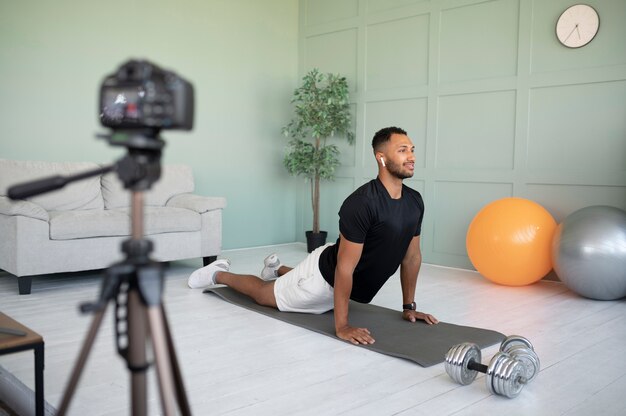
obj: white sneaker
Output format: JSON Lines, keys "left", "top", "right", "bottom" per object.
{"left": 260, "top": 253, "right": 281, "bottom": 281}
{"left": 187, "top": 259, "right": 231, "bottom": 289}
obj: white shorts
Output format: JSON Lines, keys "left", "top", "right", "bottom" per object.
{"left": 273, "top": 243, "right": 334, "bottom": 314}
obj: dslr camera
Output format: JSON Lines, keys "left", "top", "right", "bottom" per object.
{"left": 100, "top": 60, "right": 194, "bottom": 131}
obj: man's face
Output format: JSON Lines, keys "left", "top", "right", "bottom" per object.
{"left": 383, "top": 133, "right": 415, "bottom": 179}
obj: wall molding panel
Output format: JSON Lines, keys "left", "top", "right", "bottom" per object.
{"left": 299, "top": 0, "right": 626, "bottom": 269}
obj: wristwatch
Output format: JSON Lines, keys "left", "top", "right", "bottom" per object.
{"left": 402, "top": 302, "right": 416, "bottom": 311}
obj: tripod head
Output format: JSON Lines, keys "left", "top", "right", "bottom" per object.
{"left": 100, "top": 129, "right": 165, "bottom": 193}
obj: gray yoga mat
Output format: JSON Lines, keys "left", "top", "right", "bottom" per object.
{"left": 204, "top": 286, "right": 505, "bottom": 367}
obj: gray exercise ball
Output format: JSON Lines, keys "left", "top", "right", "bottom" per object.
{"left": 551, "top": 205, "right": 626, "bottom": 300}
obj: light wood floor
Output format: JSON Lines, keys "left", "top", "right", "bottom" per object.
{"left": 1, "top": 243, "right": 625, "bottom": 416}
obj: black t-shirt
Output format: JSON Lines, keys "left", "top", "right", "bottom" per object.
{"left": 318, "top": 178, "right": 424, "bottom": 303}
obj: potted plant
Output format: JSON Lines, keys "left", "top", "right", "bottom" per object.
{"left": 282, "top": 68, "right": 355, "bottom": 252}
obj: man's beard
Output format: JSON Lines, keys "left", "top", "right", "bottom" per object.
{"left": 386, "top": 160, "right": 414, "bottom": 179}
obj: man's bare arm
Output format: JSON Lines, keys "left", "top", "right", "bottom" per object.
{"left": 400, "top": 236, "right": 438, "bottom": 325}
{"left": 334, "top": 234, "right": 375, "bottom": 344}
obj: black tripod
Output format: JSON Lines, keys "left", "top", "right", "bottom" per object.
{"left": 9, "top": 132, "right": 192, "bottom": 415}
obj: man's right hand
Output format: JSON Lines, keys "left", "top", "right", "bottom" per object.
{"left": 336, "top": 325, "right": 375, "bottom": 345}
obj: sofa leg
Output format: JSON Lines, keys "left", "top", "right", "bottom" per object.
{"left": 18, "top": 276, "right": 32, "bottom": 295}
{"left": 203, "top": 256, "right": 217, "bottom": 267}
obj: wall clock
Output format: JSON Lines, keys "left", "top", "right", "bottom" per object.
{"left": 555, "top": 4, "right": 600, "bottom": 48}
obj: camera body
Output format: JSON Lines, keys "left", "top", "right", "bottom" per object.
{"left": 100, "top": 60, "right": 194, "bottom": 131}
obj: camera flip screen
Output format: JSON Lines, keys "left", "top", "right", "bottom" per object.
{"left": 101, "top": 87, "right": 144, "bottom": 125}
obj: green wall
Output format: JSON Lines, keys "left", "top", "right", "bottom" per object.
{"left": 2, "top": 0, "right": 625, "bottom": 265}
{"left": 0, "top": 0, "right": 300, "bottom": 250}
{"left": 298, "top": 0, "right": 626, "bottom": 269}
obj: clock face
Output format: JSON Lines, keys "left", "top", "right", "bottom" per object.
{"left": 556, "top": 4, "right": 600, "bottom": 48}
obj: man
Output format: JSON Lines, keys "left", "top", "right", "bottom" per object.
{"left": 188, "top": 126, "right": 438, "bottom": 345}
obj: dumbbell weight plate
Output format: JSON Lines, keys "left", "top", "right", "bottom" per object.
{"left": 444, "top": 344, "right": 463, "bottom": 384}
{"left": 498, "top": 357, "right": 526, "bottom": 398}
{"left": 444, "top": 342, "right": 482, "bottom": 385}
{"left": 500, "top": 335, "right": 534, "bottom": 353}
{"left": 486, "top": 352, "right": 509, "bottom": 395}
{"left": 507, "top": 345, "right": 540, "bottom": 383}
{"left": 486, "top": 352, "right": 527, "bottom": 399}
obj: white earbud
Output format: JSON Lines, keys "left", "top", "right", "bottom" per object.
{"left": 380, "top": 157, "right": 386, "bottom": 167}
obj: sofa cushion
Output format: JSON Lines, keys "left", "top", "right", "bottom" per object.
{"left": 49, "top": 206, "right": 201, "bottom": 240}
{"left": 49, "top": 209, "right": 130, "bottom": 240}
{"left": 102, "top": 164, "right": 195, "bottom": 209}
{"left": 0, "top": 159, "right": 104, "bottom": 211}
{"left": 121, "top": 206, "right": 201, "bottom": 235}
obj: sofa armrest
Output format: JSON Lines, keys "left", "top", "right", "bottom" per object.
{"left": 166, "top": 194, "right": 226, "bottom": 214}
{"left": 0, "top": 196, "right": 49, "bottom": 221}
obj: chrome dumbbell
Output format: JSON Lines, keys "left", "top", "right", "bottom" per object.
{"left": 444, "top": 338, "right": 540, "bottom": 399}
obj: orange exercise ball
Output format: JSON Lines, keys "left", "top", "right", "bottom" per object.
{"left": 466, "top": 197, "right": 556, "bottom": 286}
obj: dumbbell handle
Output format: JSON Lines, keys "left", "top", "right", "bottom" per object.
{"left": 467, "top": 360, "right": 488, "bottom": 374}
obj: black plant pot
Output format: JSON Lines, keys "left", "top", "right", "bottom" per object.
{"left": 306, "top": 231, "right": 328, "bottom": 253}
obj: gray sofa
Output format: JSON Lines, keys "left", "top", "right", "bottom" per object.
{"left": 0, "top": 159, "right": 226, "bottom": 294}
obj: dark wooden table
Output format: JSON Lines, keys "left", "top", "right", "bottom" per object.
{"left": 0, "top": 312, "right": 44, "bottom": 416}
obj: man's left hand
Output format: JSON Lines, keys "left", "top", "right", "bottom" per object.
{"left": 402, "top": 310, "right": 439, "bottom": 325}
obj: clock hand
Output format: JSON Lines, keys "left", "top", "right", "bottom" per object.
{"left": 564, "top": 23, "right": 579, "bottom": 43}
{"left": 576, "top": 25, "right": 581, "bottom": 39}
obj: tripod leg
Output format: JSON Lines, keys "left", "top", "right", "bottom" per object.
{"left": 127, "top": 289, "right": 149, "bottom": 416}
{"left": 57, "top": 305, "right": 108, "bottom": 416}
{"left": 146, "top": 305, "right": 178, "bottom": 416}
{"left": 161, "top": 304, "right": 192, "bottom": 415}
